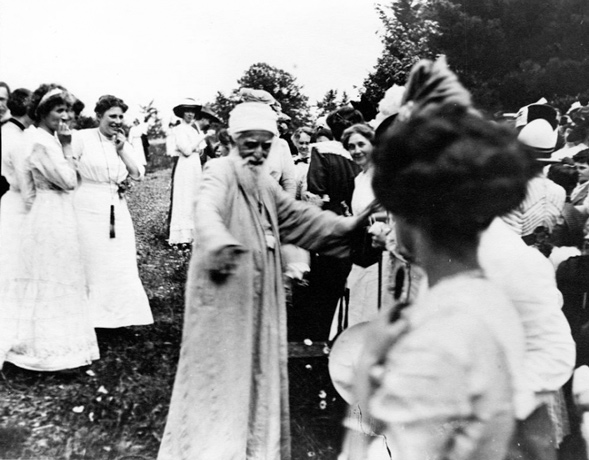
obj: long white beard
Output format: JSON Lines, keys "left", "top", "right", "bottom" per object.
{"left": 233, "top": 156, "right": 265, "bottom": 196}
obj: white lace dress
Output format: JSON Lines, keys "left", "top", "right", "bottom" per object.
{"left": 72, "top": 129, "right": 152, "bottom": 328}
{"left": 0, "top": 128, "right": 99, "bottom": 370}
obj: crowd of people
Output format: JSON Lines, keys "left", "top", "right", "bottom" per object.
{"left": 0, "top": 83, "right": 152, "bottom": 371}
{"left": 2, "top": 55, "right": 589, "bottom": 459}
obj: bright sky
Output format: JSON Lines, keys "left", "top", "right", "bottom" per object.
{"left": 0, "top": 0, "right": 384, "bottom": 121}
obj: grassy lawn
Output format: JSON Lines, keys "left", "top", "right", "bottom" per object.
{"left": 0, "top": 149, "right": 344, "bottom": 460}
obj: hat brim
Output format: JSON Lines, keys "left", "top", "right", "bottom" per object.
{"left": 536, "top": 157, "right": 561, "bottom": 163}
{"left": 199, "top": 110, "right": 221, "bottom": 124}
{"left": 173, "top": 104, "right": 202, "bottom": 118}
{"left": 328, "top": 321, "right": 371, "bottom": 405}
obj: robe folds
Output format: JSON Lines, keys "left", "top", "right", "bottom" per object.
{"left": 159, "top": 155, "right": 353, "bottom": 460}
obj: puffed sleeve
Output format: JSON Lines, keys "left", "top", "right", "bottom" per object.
{"left": 29, "top": 142, "right": 77, "bottom": 191}
{"left": 365, "top": 314, "right": 512, "bottom": 460}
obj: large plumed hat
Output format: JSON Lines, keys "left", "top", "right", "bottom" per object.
{"left": 228, "top": 102, "right": 278, "bottom": 138}
{"left": 238, "top": 88, "right": 278, "bottom": 107}
{"left": 173, "top": 97, "right": 202, "bottom": 117}
{"left": 238, "top": 87, "right": 289, "bottom": 119}
{"left": 397, "top": 55, "right": 473, "bottom": 123}
{"left": 369, "top": 84, "right": 405, "bottom": 130}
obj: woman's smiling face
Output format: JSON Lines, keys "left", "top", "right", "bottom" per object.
{"left": 347, "top": 132, "right": 373, "bottom": 169}
{"left": 98, "top": 106, "right": 125, "bottom": 137}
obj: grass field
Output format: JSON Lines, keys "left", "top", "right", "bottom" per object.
{"left": 0, "top": 147, "right": 345, "bottom": 460}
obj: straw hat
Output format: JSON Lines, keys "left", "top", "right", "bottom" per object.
{"left": 328, "top": 321, "right": 370, "bottom": 405}
{"left": 173, "top": 97, "right": 202, "bottom": 117}
{"left": 199, "top": 106, "right": 221, "bottom": 124}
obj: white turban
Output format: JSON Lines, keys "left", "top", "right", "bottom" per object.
{"left": 228, "top": 102, "right": 278, "bottom": 138}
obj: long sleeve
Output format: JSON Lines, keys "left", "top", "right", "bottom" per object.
{"left": 193, "top": 159, "right": 245, "bottom": 269}
{"left": 479, "top": 219, "right": 575, "bottom": 394}
{"left": 121, "top": 141, "right": 145, "bottom": 179}
{"left": 29, "top": 142, "right": 77, "bottom": 191}
{"left": 174, "top": 125, "right": 205, "bottom": 157}
{"left": 273, "top": 184, "right": 353, "bottom": 258}
{"left": 20, "top": 162, "right": 36, "bottom": 210}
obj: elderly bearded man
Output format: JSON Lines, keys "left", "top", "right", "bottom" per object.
{"left": 158, "top": 102, "right": 372, "bottom": 460}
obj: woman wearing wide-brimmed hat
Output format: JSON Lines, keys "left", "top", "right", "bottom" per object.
{"left": 168, "top": 97, "right": 206, "bottom": 246}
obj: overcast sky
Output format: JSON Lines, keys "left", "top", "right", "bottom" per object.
{"left": 0, "top": 0, "right": 384, "bottom": 120}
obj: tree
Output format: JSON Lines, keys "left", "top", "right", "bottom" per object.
{"left": 425, "top": 0, "right": 589, "bottom": 110}
{"left": 365, "top": 0, "right": 589, "bottom": 112}
{"left": 210, "top": 91, "right": 235, "bottom": 126}
{"left": 316, "top": 89, "right": 350, "bottom": 117}
{"left": 209, "top": 62, "right": 311, "bottom": 127}
{"left": 362, "top": 0, "right": 437, "bottom": 107}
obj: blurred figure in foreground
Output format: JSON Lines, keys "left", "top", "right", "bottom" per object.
{"left": 158, "top": 101, "right": 372, "bottom": 460}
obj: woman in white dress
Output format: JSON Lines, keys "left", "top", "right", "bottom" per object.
{"left": 167, "top": 98, "right": 206, "bottom": 246}
{"left": 330, "top": 124, "right": 393, "bottom": 338}
{"left": 72, "top": 95, "right": 152, "bottom": 329}
{"left": 0, "top": 89, "right": 33, "bottom": 280}
{"left": 1, "top": 85, "right": 99, "bottom": 370}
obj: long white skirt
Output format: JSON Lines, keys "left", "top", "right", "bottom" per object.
{"left": 329, "top": 252, "right": 394, "bottom": 340}
{"left": 168, "top": 154, "right": 201, "bottom": 245}
{"left": 74, "top": 180, "right": 153, "bottom": 328}
{"left": 0, "top": 189, "right": 27, "bottom": 277}
{"left": 1, "top": 190, "right": 99, "bottom": 370}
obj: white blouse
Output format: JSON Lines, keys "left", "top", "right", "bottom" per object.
{"left": 72, "top": 128, "right": 145, "bottom": 183}
{"left": 351, "top": 167, "right": 375, "bottom": 215}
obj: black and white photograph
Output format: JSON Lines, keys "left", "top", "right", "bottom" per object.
{"left": 1, "top": 0, "right": 589, "bottom": 459}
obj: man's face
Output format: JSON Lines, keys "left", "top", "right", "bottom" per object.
{"left": 235, "top": 130, "right": 274, "bottom": 166}
{"left": 0, "top": 87, "right": 9, "bottom": 119}
{"left": 575, "top": 161, "right": 589, "bottom": 184}
{"left": 294, "top": 133, "right": 311, "bottom": 157}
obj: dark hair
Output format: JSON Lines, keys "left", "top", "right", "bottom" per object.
{"left": 0, "top": 81, "right": 10, "bottom": 95}
{"left": 573, "top": 149, "right": 589, "bottom": 165}
{"left": 72, "top": 98, "right": 85, "bottom": 116}
{"left": 7, "top": 88, "right": 32, "bottom": 117}
{"left": 28, "top": 83, "right": 69, "bottom": 122}
{"left": 326, "top": 106, "right": 364, "bottom": 141}
{"left": 217, "top": 127, "right": 231, "bottom": 146}
{"left": 567, "top": 124, "right": 589, "bottom": 144}
{"left": 548, "top": 163, "right": 579, "bottom": 198}
{"left": 94, "top": 95, "right": 128, "bottom": 117}
{"left": 311, "top": 126, "right": 333, "bottom": 142}
{"left": 341, "top": 123, "right": 375, "bottom": 150}
{"left": 372, "top": 105, "right": 536, "bottom": 254}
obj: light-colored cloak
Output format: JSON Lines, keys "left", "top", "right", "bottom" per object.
{"left": 159, "top": 155, "right": 352, "bottom": 460}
